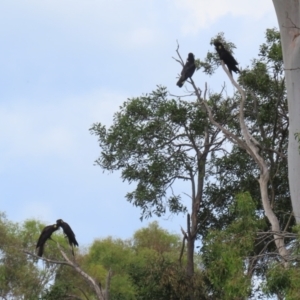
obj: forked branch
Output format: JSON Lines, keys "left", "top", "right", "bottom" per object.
{"left": 24, "top": 243, "right": 112, "bottom": 300}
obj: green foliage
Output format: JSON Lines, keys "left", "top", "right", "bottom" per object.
{"left": 0, "top": 215, "right": 206, "bottom": 299}
{"left": 133, "top": 221, "right": 181, "bottom": 253}
{"left": 263, "top": 262, "right": 300, "bottom": 300}
{"left": 38, "top": 222, "right": 192, "bottom": 299}
{"left": 203, "top": 193, "right": 264, "bottom": 299}
{"left": 259, "top": 28, "right": 283, "bottom": 72}
{"left": 199, "top": 32, "right": 239, "bottom": 75}
{"left": 200, "top": 31, "right": 292, "bottom": 299}
{"left": 127, "top": 251, "right": 206, "bottom": 300}
{"left": 86, "top": 237, "right": 133, "bottom": 273}
{"left": 90, "top": 85, "right": 211, "bottom": 219}
{"left": 40, "top": 282, "right": 70, "bottom": 300}
{"left": 1, "top": 25, "right": 296, "bottom": 300}
{"left": 77, "top": 237, "right": 137, "bottom": 298}
{"left": 74, "top": 222, "right": 207, "bottom": 300}
{"left": 262, "top": 225, "right": 300, "bottom": 299}
{"left": 0, "top": 214, "right": 71, "bottom": 299}
{"left": 89, "top": 27, "right": 293, "bottom": 299}
{"left": 203, "top": 27, "right": 290, "bottom": 238}
{"left": 129, "top": 222, "right": 206, "bottom": 299}
{"left": 0, "top": 214, "right": 41, "bottom": 299}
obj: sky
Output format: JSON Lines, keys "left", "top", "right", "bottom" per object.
{"left": 0, "top": 0, "right": 279, "bottom": 247}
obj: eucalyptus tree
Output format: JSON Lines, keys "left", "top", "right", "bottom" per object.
{"left": 272, "top": 0, "right": 300, "bottom": 223}
{"left": 90, "top": 23, "right": 295, "bottom": 298}
{"left": 196, "top": 29, "right": 296, "bottom": 298}
{"left": 0, "top": 214, "right": 62, "bottom": 299}
{"left": 49, "top": 222, "right": 207, "bottom": 300}
{"left": 202, "top": 192, "right": 264, "bottom": 300}
{"left": 198, "top": 29, "right": 290, "bottom": 264}
{"left": 90, "top": 85, "right": 226, "bottom": 278}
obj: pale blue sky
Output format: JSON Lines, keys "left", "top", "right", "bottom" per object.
{"left": 1, "top": 0, "right": 278, "bottom": 246}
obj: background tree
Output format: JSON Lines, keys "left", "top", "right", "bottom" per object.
{"left": 203, "top": 192, "right": 265, "bottom": 300}
{"left": 0, "top": 212, "right": 206, "bottom": 299}
{"left": 129, "top": 221, "right": 206, "bottom": 299}
{"left": 0, "top": 214, "right": 67, "bottom": 299}
{"left": 262, "top": 226, "right": 300, "bottom": 299}
{"left": 197, "top": 29, "right": 297, "bottom": 298}
{"left": 90, "top": 86, "right": 226, "bottom": 279}
{"left": 88, "top": 23, "right": 300, "bottom": 297}
{"left": 90, "top": 27, "right": 295, "bottom": 297}
{"left": 202, "top": 28, "right": 291, "bottom": 240}
{"left": 197, "top": 29, "right": 290, "bottom": 265}
{"left": 47, "top": 221, "right": 207, "bottom": 300}
{"left": 0, "top": 213, "right": 107, "bottom": 300}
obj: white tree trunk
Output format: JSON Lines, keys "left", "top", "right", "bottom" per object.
{"left": 199, "top": 68, "right": 289, "bottom": 262}
{"left": 273, "top": 0, "right": 300, "bottom": 223}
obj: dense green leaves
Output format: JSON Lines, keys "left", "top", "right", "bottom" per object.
{"left": 199, "top": 32, "right": 239, "bottom": 75}
{"left": 0, "top": 214, "right": 69, "bottom": 299}
{"left": 46, "top": 221, "right": 207, "bottom": 300}
{"left": 203, "top": 193, "right": 265, "bottom": 299}
{"left": 203, "top": 28, "right": 290, "bottom": 235}
{"left": 0, "top": 215, "right": 208, "bottom": 299}
{"left": 90, "top": 86, "right": 213, "bottom": 219}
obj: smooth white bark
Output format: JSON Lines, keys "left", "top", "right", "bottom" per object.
{"left": 273, "top": 0, "right": 300, "bottom": 223}
{"left": 198, "top": 65, "right": 289, "bottom": 262}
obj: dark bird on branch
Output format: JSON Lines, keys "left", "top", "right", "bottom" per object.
{"left": 214, "top": 41, "right": 240, "bottom": 75}
{"left": 56, "top": 219, "right": 79, "bottom": 253}
{"left": 36, "top": 224, "right": 59, "bottom": 257}
{"left": 177, "top": 52, "right": 196, "bottom": 88}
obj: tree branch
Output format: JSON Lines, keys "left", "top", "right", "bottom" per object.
{"left": 179, "top": 226, "right": 188, "bottom": 266}
{"left": 24, "top": 244, "right": 110, "bottom": 300}
{"left": 23, "top": 250, "right": 72, "bottom": 267}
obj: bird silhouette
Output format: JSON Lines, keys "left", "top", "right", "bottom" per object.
{"left": 214, "top": 41, "right": 240, "bottom": 75}
{"left": 36, "top": 224, "right": 59, "bottom": 257}
{"left": 56, "top": 219, "right": 79, "bottom": 255}
{"left": 177, "top": 53, "right": 196, "bottom": 88}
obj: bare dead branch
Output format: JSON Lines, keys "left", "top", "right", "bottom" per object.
{"left": 187, "top": 213, "right": 191, "bottom": 237}
{"left": 179, "top": 227, "right": 188, "bottom": 266}
{"left": 175, "top": 41, "right": 185, "bottom": 65}
{"left": 66, "top": 294, "right": 84, "bottom": 300}
{"left": 284, "top": 211, "right": 294, "bottom": 232}
{"left": 24, "top": 244, "right": 110, "bottom": 300}
{"left": 23, "top": 250, "right": 72, "bottom": 267}
{"left": 190, "top": 59, "right": 290, "bottom": 265}
{"left": 181, "top": 226, "right": 188, "bottom": 239}
{"left": 57, "top": 243, "right": 105, "bottom": 300}
{"left": 263, "top": 147, "right": 287, "bottom": 160}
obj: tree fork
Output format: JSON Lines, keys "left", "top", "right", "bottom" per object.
{"left": 191, "top": 65, "right": 289, "bottom": 264}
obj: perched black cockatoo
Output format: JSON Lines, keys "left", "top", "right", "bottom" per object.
{"left": 36, "top": 224, "right": 59, "bottom": 257}
{"left": 214, "top": 41, "right": 240, "bottom": 75}
{"left": 177, "top": 53, "right": 196, "bottom": 88}
{"left": 56, "top": 219, "right": 79, "bottom": 255}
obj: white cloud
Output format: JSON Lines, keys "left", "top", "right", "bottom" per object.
{"left": 17, "top": 201, "right": 54, "bottom": 223}
{"left": 0, "top": 105, "right": 74, "bottom": 158}
{"left": 170, "top": 0, "right": 275, "bottom": 34}
{"left": 0, "top": 89, "right": 126, "bottom": 162}
{"left": 120, "top": 27, "right": 161, "bottom": 49}
{"left": 0, "top": 1, "right": 163, "bottom": 50}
